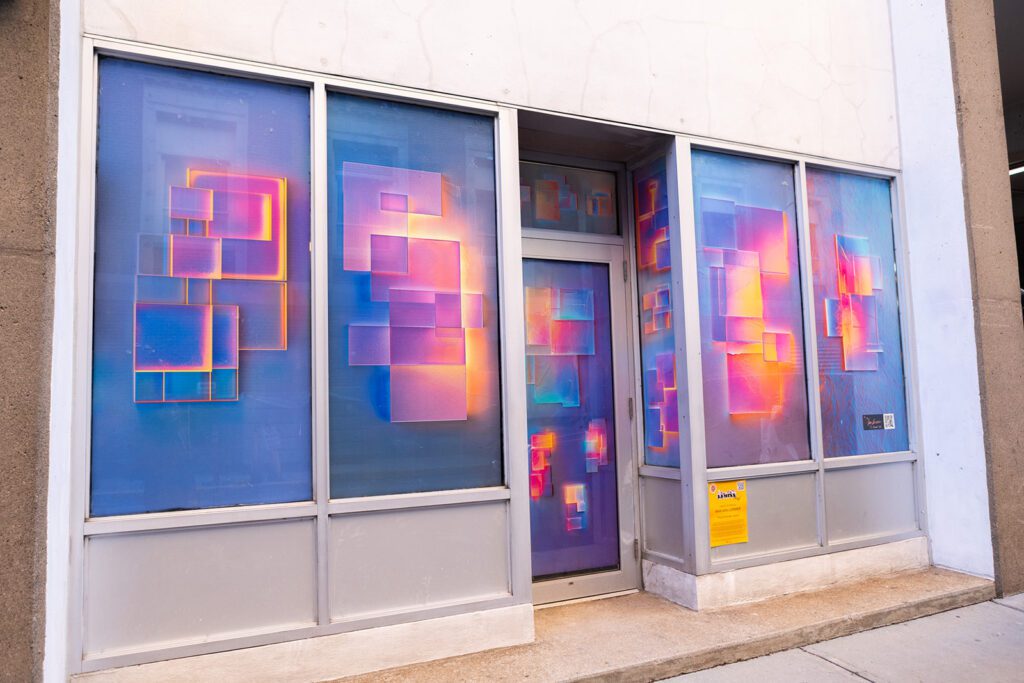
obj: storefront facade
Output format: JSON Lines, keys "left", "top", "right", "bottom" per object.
{"left": 2, "top": 1, "right": 1020, "bottom": 680}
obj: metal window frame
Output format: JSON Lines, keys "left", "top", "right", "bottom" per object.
{"left": 673, "top": 138, "right": 926, "bottom": 575}
{"left": 69, "top": 36, "right": 532, "bottom": 674}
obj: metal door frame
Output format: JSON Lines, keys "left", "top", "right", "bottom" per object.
{"left": 522, "top": 233, "right": 642, "bottom": 604}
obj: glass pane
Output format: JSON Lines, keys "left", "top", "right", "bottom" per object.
{"left": 90, "top": 58, "right": 313, "bottom": 516}
{"left": 327, "top": 93, "right": 503, "bottom": 498}
{"left": 519, "top": 161, "right": 619, "bottom": 234}
{"left": 634, "top": 156, "right": 684, "bottom": 467}
{"left": 692, "top": 150, "right": 811, "bottom": 468}
{"left": 525, "top": 259, "right": 620, "bottom": 580}
{"left": 807, "top": 169, "right": 909, "bottom": 456}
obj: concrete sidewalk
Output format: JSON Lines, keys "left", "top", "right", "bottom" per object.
{"left": 668, "top": 594, "right": 1024, "bottom": 682}
{"left": 338, "top": 568, "right": 994, "bottom": 682}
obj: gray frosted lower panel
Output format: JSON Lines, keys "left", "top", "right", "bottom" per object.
{"left": 710, "top": 473, "right": 819, "bottom": 563}
{"left": 825, "top": 462, "right": 919, "bottom": 543}
{"left": 329, "top": 501, "right": 510, "bottom": 620}
{"left": 84, "top": 520, "right": 317, "bottom": 657}
{"left": 641, "top": 476, "right": 686, "bottom": 563}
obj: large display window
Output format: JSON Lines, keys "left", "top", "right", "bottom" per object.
{"left": 326, "top": 93, "right": 504, "bottom": 498}
{"left": 806, "top": 169, "right": 910, "bottom": 456}
{"left": 691, "top": 150, "right": 812, "bottom": 468}
{"left": 89, "top": 58, "right": 313, "bottom": 516}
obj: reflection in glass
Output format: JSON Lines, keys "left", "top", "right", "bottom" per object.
{"left": 90, "top": 58, "right": 313, "bottom": 516}
{"left": 807, "top": 169, "right": 909, "bottom": 456}
{"left": 524, "top": 259, "right": 620, "bottom": 580}
{"left": 634, "top": 157, "right": 683, "bottom": 467}
{"left": 327, "top": 94, "right": 503, "bottom": 498}
{"left": 519, "top": 161, "right": 618, "bottom": 235}
{"left": 692, "top": 150, "right": 811, "bottom": 468}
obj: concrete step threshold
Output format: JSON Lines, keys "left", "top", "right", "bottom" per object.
{"left": 339, "top": 567, "right": 994, "bottom": 682}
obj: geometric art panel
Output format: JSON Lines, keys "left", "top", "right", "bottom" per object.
{"left": 806, "top": 168, "right": 909, "bottom": 457}
{"left": 634, "top": 157, "right": 683, "bottom": 467}
{"left": 524, "top": 258, "right": 619, "bottom": 580}
{"left": 692, "top": 150, "right": 812, "bottom": 468}
{"left": 519, "top": 161, "right": 618, "bottom": 235}
{"left": 701, "top": 197, "right": 794, "bottom": 415}
{"left": 525, "top": 285, "right": 596, "bottom": 409}
{"left": 339, "top": 161, "right": 484, "bottom": 423}
{"left": 132, "top": 170, "right": 287, "bottom": 403}
{"left": 327, "top": 92, "right": 502, "bottom": 499}
{"left": 90, "top": 58, "right": 311, "bottom": 516}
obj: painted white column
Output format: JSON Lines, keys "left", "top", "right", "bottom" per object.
{"left": 889, "top": 0, "right": 994, "bottom": 578}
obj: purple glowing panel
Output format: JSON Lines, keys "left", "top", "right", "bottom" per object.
{"left": 390, "top": 365, "right": 468, "bottom": 423}
{"left": 328, "top": 93, "right": 502, "bottom": 497}
{"left": 170, "top": 235, "right": 221, "bottom": 279}
{"left": 207, "top": 190, "right": 272, "bottom": 241}
{"left": 192, "top": 172, "right": 286, "bottom": 281}
{"left": 525, "top": 259, "right": 620, "bottom": 580}
{"left": 691, "top": 150, "right": 811, "bottom": 468}
{"left": 169, "top": 186, "right": 213, "bottom": 222}
{"left": 370, "top": 234, "right": 409, "bottom": 274}
{"left": 634, "top": 156, "right": 684, "bottom": 467}
{"left": 434, "top": 292, "right": 462, "bottom": 328}
{"left": 348, "top": 325, "right": 390, "bottom": 366}
{"left": 390, "top": 300, "right": 437, "bottom": 328}
{"left": 90, "top": 58, "right": 311, "bottom": 516}
{"left": 807, "top": 169, "right": 909, "bottom": 456}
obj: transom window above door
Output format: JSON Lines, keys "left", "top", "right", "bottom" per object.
{"left": 519, "top": 161, "right": 620, "bottom": 235}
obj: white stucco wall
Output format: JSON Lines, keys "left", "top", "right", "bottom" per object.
{"left": 889, "top": 0, "right": 993, "bottom": 578}
{"left": 82, "top": 0, "right": 900, "bottom": 168}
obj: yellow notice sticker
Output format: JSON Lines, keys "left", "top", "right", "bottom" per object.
{"left": 708, "top": 480, "right": 749, "bottom": 548}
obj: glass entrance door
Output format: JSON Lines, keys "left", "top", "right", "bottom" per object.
{"left": 522, "top": 238, "right": 639, "bottom": 603}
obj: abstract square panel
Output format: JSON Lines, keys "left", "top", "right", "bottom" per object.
{"left": 164, "top": 371, "right": 212, "bottom": 402}
{"left": 170, "top": 235, "right": 222, "bottom": 279}
{"left": 208, "top": 190, "right": 272, "bottom": 241}
{"left": 134, "top": 372, "right": 164, "bottom": 403}
{"left": 348, "top": 325, "right": 390, "bottom": 366}
{"left": 390, "top": 365, "right": 468, "bottom": 422}
{"left": 169, "top": 186, "right": 213, "bottom": 222}
{"left": 550, "top": 320, "right": 595, "bottom": 356}
{"left": 211, "top": 368, "right": 239, "bottom": 401}
{"left": 212, "top": 280, "right": 287, "bottom": 351}
{"left": 136, "top": 275, "right": 184, "bottom": 304}
{"left": 531, "top": 355, "right": 581, "bottom": 407}
{"left": 134, "top": 302, "right": 212, "bottom": 372}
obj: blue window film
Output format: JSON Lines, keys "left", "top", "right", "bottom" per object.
{"left": 89, "top": 58, "right": 313, "bottom": 516}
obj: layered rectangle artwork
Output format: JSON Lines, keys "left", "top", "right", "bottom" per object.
{"left": 524, "top": 259, "right": 619, "bottom": 580}
{"left": 132, "top": 171, "right": 288, "bottom": 403}
{"left": 339, "top": 163, "right": 483, "bottom": 422}
{"left": 519, "top": 161, "right": 618, "bottom": 235}
{"left": 692, "top": 150, "right": 811, "bottom": 468}
{"left": 807, "top": 169, "right": 909, "bottom": 456}
{"left": 89, "top": 58, "right": 312, "bottom": 516}
{"left": 634, "top": 157, "right": 683, "bottom": 467}
{"left": 327, "top": 93, "right": 503, "bottom": 498}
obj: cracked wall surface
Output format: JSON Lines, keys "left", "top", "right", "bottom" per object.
{"left": 82, "top": 0, "right": 901, "bottom": 168}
